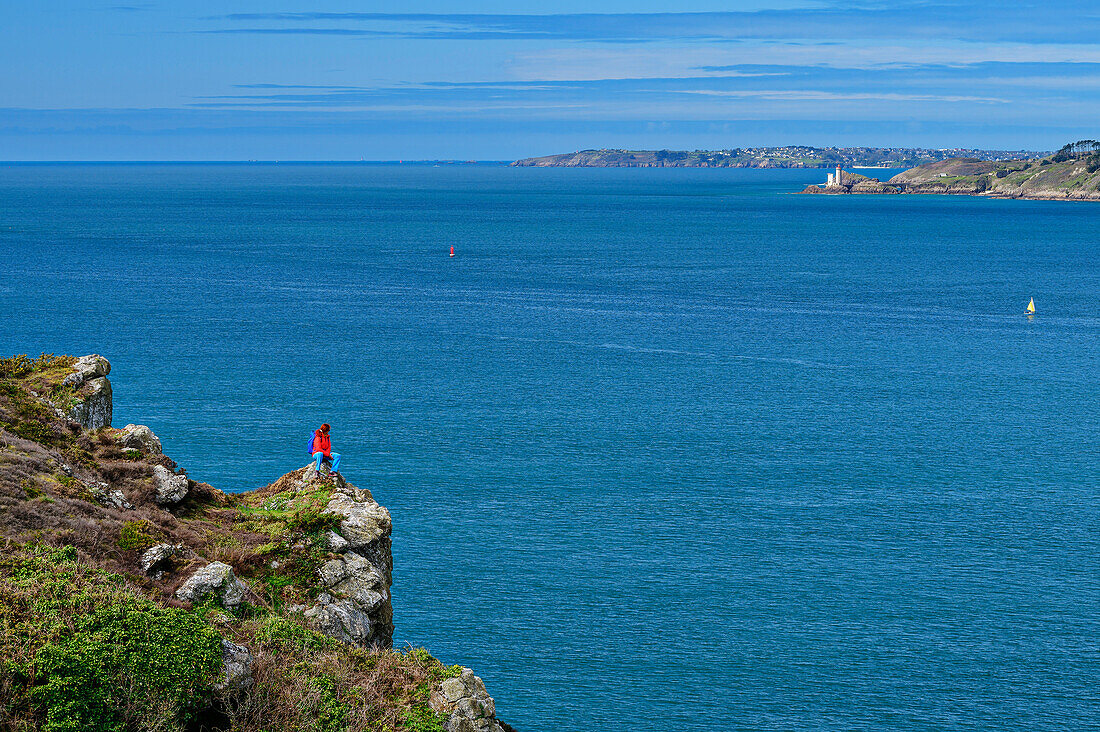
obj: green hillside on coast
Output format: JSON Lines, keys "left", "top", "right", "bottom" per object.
{"left": 801, "top": 140, "right": 1100, "bottom": 200}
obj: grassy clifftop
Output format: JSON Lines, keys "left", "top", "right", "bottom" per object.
{"left": 0, "top": 353, "right": 508, "bottom": 732}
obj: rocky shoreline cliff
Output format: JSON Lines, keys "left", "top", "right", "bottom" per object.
{"left": 799, "top": 143, "right": 1100, "bottom": 200}
{"left": 0, "top": 353, "right": 514, "bottom": 732}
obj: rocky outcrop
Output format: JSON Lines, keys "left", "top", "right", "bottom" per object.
{"left": 216, "top": 640, "right": 254, "bottom": 692}
{"left": 120, "top": 424, "right": 162, "bottom": 455}
{"left": 88, "top": 480, "right": 133, "bottom": 510}
{"left": 176, "top": 561, "right": 248, "bottom": 608}
{"left": 799, "top": 171, "right": 900, "bottom": 195}
{"left": 430, "top": 668, "right": 507, "bottom": 732}
{"left": 62, "top": 354, "right": 111, "bottom": 387}
{"left": 273, "top": 466, "right": 395, "bottom": 648}
{"left": 63, "top": 355, "right": 113, "bottom": 429}
{"left": 0, "top": 353, "right": 520, "bottom": 731}
{"left": 153, "top": 464, "right": 189, "bottom": 504}
{"left": 140, "top": 543, "right": 184, "bottom": 575}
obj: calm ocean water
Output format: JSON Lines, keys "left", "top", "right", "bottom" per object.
{"left": 1, "top": 164, "right": 1098, "bottom": 731}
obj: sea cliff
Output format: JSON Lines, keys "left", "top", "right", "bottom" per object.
{"left": 0, "top": 353, "right": 514, "bottom": 732}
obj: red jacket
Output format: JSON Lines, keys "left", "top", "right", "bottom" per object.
{"left": 312, "top": 431, "right": 331, "bottom": 457}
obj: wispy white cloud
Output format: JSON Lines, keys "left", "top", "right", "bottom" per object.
{"left": 671, "top": 89, "right": 1010, "bottom": 103}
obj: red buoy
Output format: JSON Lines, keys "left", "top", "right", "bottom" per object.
{"left": 449, "top": 246, "right": 455, "bottom": 257}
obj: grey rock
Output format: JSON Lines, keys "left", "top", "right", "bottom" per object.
{"left": 62, "top": 354, "right": 111, "bottom": 388}
{"left": 153, "top": 464, "right": 189, "bottom": 505}
{"left": 302, "top": 593, "right": 377, "bottom": 646}
{"left": 140, "top": 543, "right": 182, "bottom": 574}
{"left": 176, "top": 562, "right": 247, "bottom": 608}
{"left": 324, "top": 529, "right": 349, "bottom": 552}
{"left": 215, "top": 640, "right": 254, "bottom": 692}
{"left": 305, "top": 550, "right": 392, "bottom": 647}
{"left": 68, "top": 376, "right": 112, "bottom": 429}
{"left": 88, "top": 482, "right": 133, "bottom": 510}
{"left": 119, "top": 424, "right": 162, "bottom": 455}
{"left": 430, "top": 668, "right": 505, "bottom": 732}
{"left": 324, "top": 490, "right": 391, "bottom": 549}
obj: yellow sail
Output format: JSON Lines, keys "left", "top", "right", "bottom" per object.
{"left": 1027, "top": 298, "right": 1035, "bottom": 314}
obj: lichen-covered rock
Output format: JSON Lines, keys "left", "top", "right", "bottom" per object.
{"left": 268, "top": 471, "right": 396, "bottom": 648}
{"left": 88, "top": 481, "right": 133, "bottom": 510}
{"left": 153, "top": 464, "right": 189, "bottom": 505}
{"left": 120, "top": 424, "right": 163, "bottom": 455}
{"left": 324, "top": 529, "right": 349, "bottom": 552}
{"left": 302, "top": 593, "right": 377, "bottom": 646}
{"left": 430, "top": 668, "right": 506, "bottom": 732}
{"left": 215, "top": 639, "right": 254, "bottom": 692}
{"left": 320, "top": 551, "right": 389, "bottom": 612}
{"left": 68, "top": 376, "right": 112, "bottom": 429}
{"left": 176, "top": 561, "right": 247, "bottom": 608}
{"left": 62, "top": 354, "right": 111, "bottom": 387}
{"left": 304, "top": 541, "right": 393, "bottom": 647}
{"left": 140, "top": 542, "right": 183, "bottom": 574}
{"left": 324, "top": 487, "right": 391, "bottom": 549}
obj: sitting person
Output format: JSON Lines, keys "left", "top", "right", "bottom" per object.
{"left": 309, "top": 423, "right": 341, "bottom": 475}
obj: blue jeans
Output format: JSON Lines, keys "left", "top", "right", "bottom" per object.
{"left": 313, "top": 451, "right": 341, "bottom": 473}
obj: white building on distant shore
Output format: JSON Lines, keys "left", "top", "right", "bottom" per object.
{"left": 826, "top": 164, "right": 843, "bottom": 187}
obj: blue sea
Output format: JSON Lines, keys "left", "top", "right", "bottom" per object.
{"left": 1, "top": 163, "right": 1098, "bottom": 731}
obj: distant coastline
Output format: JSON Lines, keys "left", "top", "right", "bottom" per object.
{"left": 799, "top": 141, "right": 1100, "bottom": 201}
{"left": 512, "top": 147, "right": 1043, "bottom": 169}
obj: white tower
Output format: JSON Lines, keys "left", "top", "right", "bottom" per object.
{"left": 835, "top": 165, "right": 842, "bottom": 186}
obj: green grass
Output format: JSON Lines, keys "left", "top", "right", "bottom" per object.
{"left": 117, "top": 520, "right": 160, "bottom": 551}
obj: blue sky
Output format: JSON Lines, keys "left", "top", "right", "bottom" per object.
{"left": 1, "top": 1, "right": 1097, "bottom": 160}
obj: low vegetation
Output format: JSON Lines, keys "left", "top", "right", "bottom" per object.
{"left": 0, "top": 357, "right": 470, "bottom": 732}
{"left": 883, "top": 140, "right": 1100, "bottom": 199}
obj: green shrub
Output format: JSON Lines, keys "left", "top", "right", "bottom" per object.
{"left": 255, "top": 614, "right": 340, "bottom": 652}
{"left": 0, "top": 544, "right": 222, "bottom": 732}
{"left": 13, "top": 420, "right": 53, "bottom": 443}
{"left": 117, "top": 521, "right": 158, "bottom": 551}
{"left": 31, "top": 599, "right": 222, "bottom": 732}
{"left": 0, "top": 355, "right": 34, "bottom": 379}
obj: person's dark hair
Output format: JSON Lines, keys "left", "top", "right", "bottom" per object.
{"left": 321, "top": 423, "right": 330, "bottom": 433}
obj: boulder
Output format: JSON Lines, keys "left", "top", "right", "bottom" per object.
{"left": 140, "top": 543, "right": 183, "bottom": 574}
{"left": 430, "top": 668, "right": 507, "bottom": 732}
{"left": 215, "top": 639, "right": 254, "bottom": 692}
{"left": 176, "top": 562, "right": 248, "bottom": 608}
{"left": 88, "top": 481, "right": 133, "bottom": 510}
{"left": 153, "top": 464, "right": 189, "bottom": 505}
{"left": 119, "top": 424, "right": 163, "bottom": 455}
